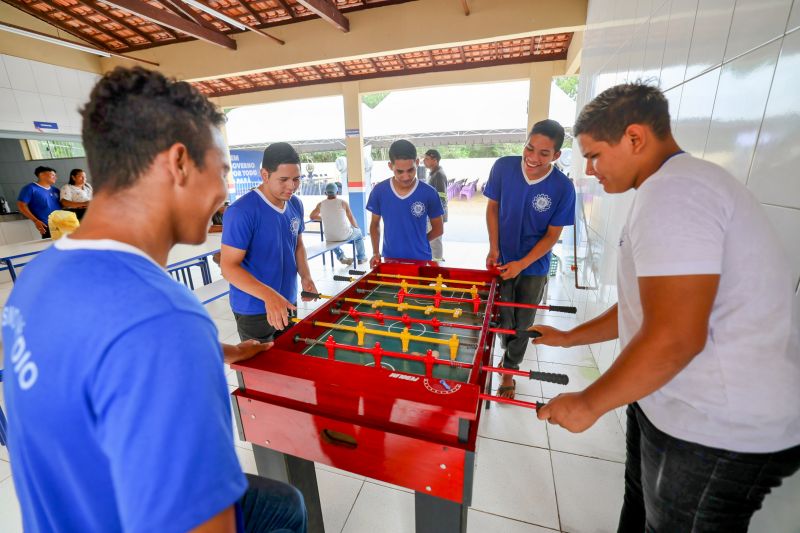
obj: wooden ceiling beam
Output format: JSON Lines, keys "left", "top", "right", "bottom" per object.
{"left": 295, "top": 0, "right": 349, "bottom": 32}
{"left": 460, "top": 0, "right": 469, "bottom": 16}
{"left": 78, "top": 0, "right": 155, "bottom": 43}
{"left": 274, "top": 0, "right": 294, "bottom": 18}
{"left": 232, "top": 0, "right": 285, "bottom": 45}
{"left": 101, "top": 0, "right": 237, "bottom": 49}
{"left": 3, "top": 0, "right": 116, "bottom": 49}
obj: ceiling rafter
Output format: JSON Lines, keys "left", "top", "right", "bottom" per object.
{"left": 100, "top": 0, "right": 237, "bottom": 49}
{"left": 96, "top": 1, "right": 181, "bottom": 41}
{"left": 295, "top": 0, "right": 348, "bottom": 32}
{"left": 3, "top": 0, "right": 120, "bottom": 49}
{"left": 157, "top": 0, "right": 219, "bottom": 30}
{"left": 78, "top": 0, "right": 155, "bottom": 44}
{"left": 273, "top": 0, "right": 293, "bottom": 18}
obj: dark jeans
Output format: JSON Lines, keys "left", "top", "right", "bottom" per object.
{"left": 65, "top": 207, "right": 87, "bottom": 220}
{"left": 40, "top": 226, "right": 51, "bottom": 239}
{"left": 499, "top": 274, "right": 547, "bottom": 370}
{"left": 619, "top": 403, "right": 800, "bottom": 533}
{"left": 234, "top": 310, "right": 297, "bottom": 343}
{"left": 241, "top": 473, "right": 307, "bottom": 533}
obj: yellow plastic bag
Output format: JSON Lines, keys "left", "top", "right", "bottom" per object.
{"left": 47, "top": 210, "right": 80, "bottom": 239}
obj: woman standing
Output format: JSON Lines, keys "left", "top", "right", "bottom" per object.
{"left": 60, "top": 168, "right": 93, "bottom": 220}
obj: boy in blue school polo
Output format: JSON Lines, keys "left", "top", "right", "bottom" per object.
{"left": 366, "top": 139, "right": 444, "bottom": 267}
{"left": 2, "top": 67, "right": 306, "bottom": 533}
{"left": 17, "top": 166, "right": 61, "bottom": 239}
{"left": 484, "top": 119, "right": 576, "bottom": 398}
{"left": 221, "top": 142, "right": 318, "bottom": 341}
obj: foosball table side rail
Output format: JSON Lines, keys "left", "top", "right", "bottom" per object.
{"left": 232, "top": 387, "right": 476, "bottom": 504}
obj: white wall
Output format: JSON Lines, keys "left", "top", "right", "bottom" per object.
{"left": 0, "top": 53, "right": 100, "bottom": 136}
{"left": 572, "top": 1, "right": 800, "bottom": 529}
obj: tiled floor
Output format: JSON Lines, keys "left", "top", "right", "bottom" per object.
{"left": 1, "top": 239, "right": 798, "bottom": 532}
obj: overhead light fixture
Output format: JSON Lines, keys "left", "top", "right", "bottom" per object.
{"left": 0, "top": 22, "right": 111, "bottom": 58}
{"left": 181, "top": 0, "right": 247, "bottom": 31}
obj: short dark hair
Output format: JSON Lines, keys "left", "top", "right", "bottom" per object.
{"left": 424, "top": 149, "right": 441, "bottom": 162}
{"left": 529, "top": 119, "right": 565, "bottom": 152}
{"left": 573, "top": 83, "right": 671, "bottom": 144}
{"left": 80, "top": 67, "right": 225, "bottom": 193}
{"left": 34, "top": 166, "right": 55, "bottom": 177}
{"left": 389, "top": 139, "right": 417, "bottom": 162}
{"left": 261, "top": 142, "right": 300, "bottom": 173}
{"left": 68, "top": 168, "right": 84, "bottom": 186}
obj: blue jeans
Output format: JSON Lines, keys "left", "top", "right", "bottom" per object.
{"left": 332, "top": 227, "right": 367, "bottom": 262}
{"left": 618, "top": 403, "right": 800, "bottom": 533}
{"left": 240, "top": 474, "right": 307, "bottom": 533}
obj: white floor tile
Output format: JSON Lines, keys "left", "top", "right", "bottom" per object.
{"left": 315, "top": 462, "right": 366, "bottom": 482}
{"left": 0, "top": 477, "right": 23, "bottom": 533}
{"left": 546, "top": 411, "right": 626, "bottom": 463}
{"left": 215, "top": 318, "right": 239, "bottom": 342}
{"left": 316, "top": 467, "right": 364, "bottom": 533}
{"left": 235, "top": 446, "right": 257, "bottom": 476}
{"left": 551, "top": 451, "right": 625, "bottom": 533}
{"left": 204, "top": 296, "right": 234, "bottom": 320}
{"left": 478, "top": 395, "right": 549, "bottom": 449}
{"left": 750, "top": 467, "right": 800, "bottom": 533}
{"left": 471, "top": 437, "right": 559, "bottom": 529}
{"left": 467, "top": 509, "right": 559, "bottom": 533}
{"left": 536, "top": 344, "right": 597, "bottom": 368}
{"left": 341, "top": 481, "right": 415, "bottom": 533}
{"left": 538, "top": 362, "right": 600, "bottom": 399}
{"left": 0, "top": 459, "right": 10, "bottom": 483}
{"left": 489, "top": 360, "right": 543, "bottom": 398}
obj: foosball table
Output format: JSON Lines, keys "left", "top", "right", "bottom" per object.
{"left": 231, "top": 261, "right": 575, "bottom": 533}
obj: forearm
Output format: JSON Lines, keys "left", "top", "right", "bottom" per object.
{"left": 295, "top": 242, "right": 312, "bottom": 281}
{"left": 17, "top": 203, "right": 40, "bottom": 223}
{"left": 369, "top": 221, "right": 381, "bottom": 256}
{"left": 61, "top": 199, "right": 87, "bottom": 208}
{"left": 582, "top": 328, "right": 698, "bottom": 415}
{"left": 427, "top": 222, "right": 443, "bottom": 241}
{"left": 486, "top": 204, "right": 499, "bottom": 251}
{"left": 519, "top": 233, "right": 560, "bottom": 269}
{"left": 563, "top": 304, "right": 619, "bottom": 346}
{"left": 221, "top": 262, "right": 277, "bottom": 303}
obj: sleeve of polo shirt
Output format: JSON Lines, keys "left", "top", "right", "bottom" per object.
{"left": 549, "top": 179, "right": 576, "bottom": 227}
{"left": 221, "top": 204, "right": 253, "bottom": 251}
{"left": 483, "top": 161, "right": 502, "bottom": 201}
{"left": 630, "top": 177, "right": 727, "bottom": 277}
{"left": 426, "top": 186, "right": 444, "bottom": 219}
{"left": 366, "top": 185, "right": 381, "bottom": 215}
{"left": 18, "top": 184, "right": 32, "bottom": 204}
{"left": 90, "top": 311, "right": 247, "bottom": 533}
{"left": 296, "top": 198, "right": 306, "bottom": 234}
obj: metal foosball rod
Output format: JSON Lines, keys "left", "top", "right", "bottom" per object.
{"left": 294, "top": 335, "right": 559, "bottom": 411}
{"left": 348, "top": 270, "right": 490, "bottom": 288}
{"left": 303, "top": 289, "right": 465, "bottom": 318}
{"left": 291, "top": 317, "right": 465, "bottom": 359}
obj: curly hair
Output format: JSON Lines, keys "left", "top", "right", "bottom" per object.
{"left": 573, "top": 83, "right": 671, "bottom": 144}
{"left": 80, "top": 67, "right": 225, "bottom": 193}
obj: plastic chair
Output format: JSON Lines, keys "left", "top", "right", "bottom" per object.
{"left": 0, "top": 369, "right": 7, "bottom": 447}
{"left": 459, "top": 180, "right": 478, "bottom": 200}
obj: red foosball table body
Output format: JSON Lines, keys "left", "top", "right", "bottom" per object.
{"left": 231, "top": 261, "right": 499, "bottom": 508}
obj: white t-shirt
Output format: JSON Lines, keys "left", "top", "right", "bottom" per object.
{"left": 60, "top": 183, "right": 93, "bottom": 203}
{"left": 618, "top": 153, "right": 800, "bottom": 453}
{"left": 319, "top": 198, "right": 352, "bottom": 241}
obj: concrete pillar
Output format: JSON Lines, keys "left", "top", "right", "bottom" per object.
{"left": 341, "top": 81, "right": 367, "bottom": 231}
{"left": 527, "top": 62, "right": 557, "bottom": 133}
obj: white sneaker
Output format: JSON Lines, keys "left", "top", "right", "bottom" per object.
{"left": 339, "top": 257, "right": 354, "bottom": 266}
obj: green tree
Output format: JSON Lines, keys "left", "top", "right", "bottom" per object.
{"left": 362, "top": 92, "right": 390, "bottom": 109}
{"left": 554, "top": 76, "right": 578, "bottom": 100}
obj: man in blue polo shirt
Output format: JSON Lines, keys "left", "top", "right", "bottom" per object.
{"left": 17, "top": 166, "right": 61, "bottom": 239}
{"left": 2, "top": 67, "right": 306, "bottom": 533}
{"left": 485, "top": 119, "right": 576, "bottom": 398}
{"left": 221, "top": 142, "right": 318, "bottom": 340}
{"left": 367, "top": 139, "right": 444, "bottom": 267}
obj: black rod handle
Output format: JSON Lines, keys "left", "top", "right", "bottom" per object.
{"left": 333, "top": 275, "right": 352, "bottom": 282}
{"left": 529, "top": 371, "right": 569, "bottom": 385}
{"left": 548, "top": 305, "right": 577, "bottom": 314}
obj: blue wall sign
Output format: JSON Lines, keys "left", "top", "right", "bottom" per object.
{"left": 33, "top": 121, "right": 59, "bottom": 130}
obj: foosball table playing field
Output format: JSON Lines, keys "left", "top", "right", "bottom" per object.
{"left": 231, "top": 261, "right": 577, "bottom": 533}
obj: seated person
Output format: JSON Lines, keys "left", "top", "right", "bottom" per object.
{"left": 309, "top": 182, "right": 367, "bottom": 266}
{"left": 60, "top": 168, "right": 93, "bottom": 220}
{"left": 2, "top": 66, "right": 307, "bottom": 533}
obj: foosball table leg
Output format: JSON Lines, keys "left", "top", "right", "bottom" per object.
{"left": 252, "top": 444, "right": 326, "bottom": 533}
{"left": 415, "top": 491, "right": 468, "bottom": 533}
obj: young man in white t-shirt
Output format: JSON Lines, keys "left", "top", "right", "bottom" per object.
{"left": 309, "top": 182, "right": 367, "bottom": 266}
{"left": 532, "top": 83, "right": 800, "bottom": 532}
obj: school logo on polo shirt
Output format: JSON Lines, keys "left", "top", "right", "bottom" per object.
{"left": 410, "top": 201, "right": 426, "bottom": 218}
{"left": 532, "top": 193, "right": 552, "bottom": 212}
{"left": 290, "top": 217, "right": 301, "bottom": 236}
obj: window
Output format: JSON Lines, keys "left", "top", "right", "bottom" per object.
{"left": 22, "top": 139, "right": 86, "bottom": 160}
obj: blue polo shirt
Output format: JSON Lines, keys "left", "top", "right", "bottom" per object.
{"left": 223, "top": 190, "right": 304, "bottom": 313}
{"left": 484, "top": 157, "right": 576, "bottom": 276}
{"left": 1, "top": 237, "right": 247, "bottom": 533}
{"left": 366, "top": 178, "right": 444, "bottom": 261}
{"left": 18, "top": 182, "right": 61, "bottom": 224}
